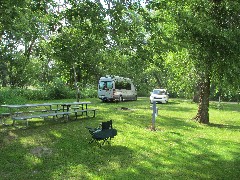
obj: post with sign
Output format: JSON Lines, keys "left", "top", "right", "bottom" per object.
{"left": 151, "top": 100, "right": 158, "bottom": 131}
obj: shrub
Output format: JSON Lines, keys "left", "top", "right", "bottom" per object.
{"left": 0, "top": 88, "right": 27, "bottom": 104}
{"left": 23, "top": 89, "right": 49, "bottom": 100}
{"left": 80, "top": 87, "right": 97, "bottom": 98}
{"left": 0, "top": 83, "right": 98, "bottom": 103}
{"left": 43, "top": 78, "right": 74, "bottom": 100}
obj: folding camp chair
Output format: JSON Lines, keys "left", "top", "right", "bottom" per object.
{"left": 86, "top": 120, "right": 117, "bottom": 147}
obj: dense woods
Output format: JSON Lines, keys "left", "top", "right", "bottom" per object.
{"left": 1, "top": 0, "right": 239, "bottom": 123}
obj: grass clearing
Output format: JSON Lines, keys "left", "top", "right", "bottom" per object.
{"left": 0, "top": 98, "right": 240, "bottom": 179}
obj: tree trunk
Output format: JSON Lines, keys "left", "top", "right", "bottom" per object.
{"left": 153, "top": 73, "right": 162, "bottom": 88}
{"left": 194, "top": 75, "right": 210, "bottom": 124}
{"left": 72, "top": 64, "right": 80, "bottom": 102}
{"left": 0, "top": 62, "right": 8, "bottom": 87}
{"left": 25, "top": 40, "right": 35, "bottom": 61}
{"left": 192, "top": 83, "right": 200, "bottom": 103}
{"left": 0, "top": 30, "right": 3, "bottom": 43}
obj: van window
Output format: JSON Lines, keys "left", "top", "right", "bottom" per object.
{"left": 99, "top": 81, "right": 112, "bottom": 90}
{"left": 115, "top": 81, "right": 131, "bottom": 90}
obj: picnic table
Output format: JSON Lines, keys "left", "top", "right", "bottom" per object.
{"left": 0, "top": 101, "right": 97, "bottom": 128}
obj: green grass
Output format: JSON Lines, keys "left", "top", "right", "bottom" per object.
{"left": 0, "top": 98, "right": 240, "bottom": 180}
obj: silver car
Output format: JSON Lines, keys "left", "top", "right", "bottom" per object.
{"left": 150, "top": 89, "right": 169, "bottom": 104}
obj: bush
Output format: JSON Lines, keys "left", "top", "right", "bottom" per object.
{"left": 21, "top": 89, "right": 48, "bottom": 100}
{"left": 0, "top": 88, "right": 27, "bottom": 105}
{"left": 0, "top": 83, "right": 98, "bottom": 103}
{"left": 43, "top": 78, "right": 75, "bottom": 100}
{"left": 80, "top": 87, "right": 97, "bottom": 98}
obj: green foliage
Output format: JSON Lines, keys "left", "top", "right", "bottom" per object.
{"left": 0, "top": 0, "right": 57, "bottom": 88}
{"left": 0, "top": 88, "right": 27, "bottom": 105}
{"left": 0, "top": 86, "right": 97, "bottom": 103}
{"left": 44, "top": 78, "right": 74, "bottom": 100}
{"left": 175, "top": 0, "right": 240, "bottom": 88}
{"left": 80, "top": 86, "right": 97, "bottom": 98}
{"left": 22, "top": 89, "right": 49, "bottom": 101}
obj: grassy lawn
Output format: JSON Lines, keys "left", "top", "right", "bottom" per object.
{"left": 0, "top": 97, "right": 240, "bottom": 179}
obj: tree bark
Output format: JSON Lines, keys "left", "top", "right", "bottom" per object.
{"left": 153, "top": 72, "right": 162, "bottom": 88}
{"left": 72, "top": 64, "right": 80, "bottom": 102}
{"left": 192, "top": 83, "right": 200, "bottom": 103}
{"left": 25, "top": 39, "right": 35, "bottom": 61}
{"left": 193, "top": 74, "right": 210, "bottom": 124}
{"left": 0, "top": 61, "right": 8, "bottom": 87}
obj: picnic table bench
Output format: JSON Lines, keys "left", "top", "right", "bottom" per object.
{"left": 1, "top": 102, "right": 97, "bottom": 128}
{"left": 73, "top": 108, "right": 97, "bottom": 119}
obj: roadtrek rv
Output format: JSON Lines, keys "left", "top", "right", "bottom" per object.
{"left": 98, "top": 75, "right": 137, "bottom": 102}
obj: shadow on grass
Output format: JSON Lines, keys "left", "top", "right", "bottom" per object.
{"left": 1, "top": 116, "right": 240, "bottom": 179}
{"left": 208, "top": 123, "right": 240, "bottom": 130}
{"left": 209, "top": 102, "right": 240, "bottom": 112}
{"left": 162, "top": 101, "right": 181, "bottom": 105}
{"left": 0, "top": 120, "right": 135, "bottom": 179}
{"left": 116, "top": 127, "right": 240, "bottom": 179}
{"left": 1, "top": 98, "right": 240, "bottom": 179}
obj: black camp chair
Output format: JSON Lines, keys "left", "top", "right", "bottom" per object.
{"left": 86, "top": 120, "right": 117, "bottom": 147}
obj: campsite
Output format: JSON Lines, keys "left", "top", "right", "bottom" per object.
{"left": 1, "top": 1, "right": 240, "bottom": 179}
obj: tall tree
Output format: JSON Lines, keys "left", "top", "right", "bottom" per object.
{"left": 179, "top": 0, "right": 239, "bottom": 123}
{"left": 147, "top": 0, "right": 240, "bottom": 123}
{"left": 0, "top": 0, "right": 27, "bottom": 87}
{"left": 103, "top": 1, "right": 150, "bottom": 92}
{"left": 0, "top": 0, "right": 56, "bottom": 87}
{"left": 51, "top": 0, "right": 108, "bottom": 101}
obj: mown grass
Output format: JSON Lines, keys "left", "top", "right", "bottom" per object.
{"left": 0, "top": 98, "right": 240, "bottom": 180}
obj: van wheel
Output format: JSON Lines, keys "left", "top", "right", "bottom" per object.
{"left": 135, "top": 95, "right": 137, "bottom": 101}
{"left": 119, "top": 96, "right": 123, "bottom": 102}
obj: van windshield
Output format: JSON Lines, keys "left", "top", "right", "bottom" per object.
{"left": 99, "top": 81, "right": 113, "bottom": 90}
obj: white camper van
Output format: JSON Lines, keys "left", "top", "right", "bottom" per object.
{"left": 98, "top": 75, "right": 137, "bottom": 102}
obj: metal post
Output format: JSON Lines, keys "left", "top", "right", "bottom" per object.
{"left": 152, "top": 101, "right": 157, "bottom": 131}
